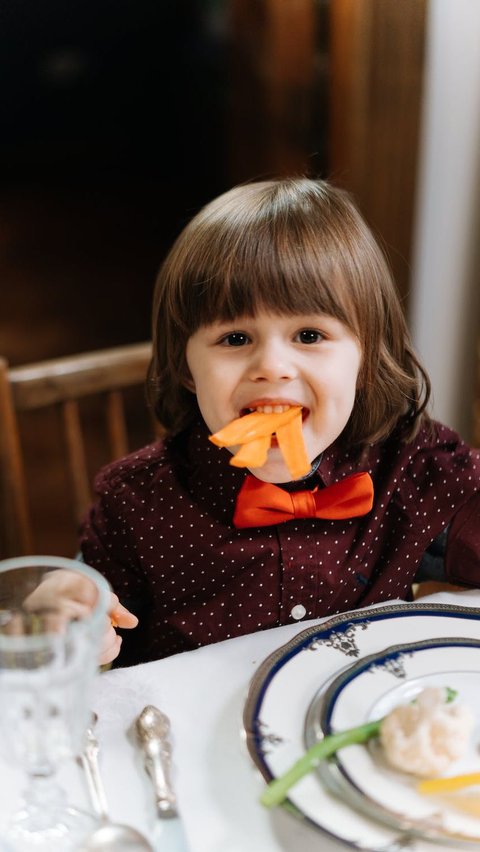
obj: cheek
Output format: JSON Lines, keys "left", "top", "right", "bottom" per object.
{"left": 352, "top": 343, "right": 364, "bottom": 385}
{"left": 178, "top": 357, "right": 196, "bottom": 393}
{"left": 182, "top": 364, "right": 196, "bottom": 392}
{"left": 184, "top": 340, "right": 205, "bottom": 392}
{"left": 346, "top": 369, "right": 361, "bottom": 408}
{"left": 353, "top": 353, "right": 366, "bottom": 390}
{"left": 341, "top": 348, "right": 363, "bottom": 396}
{"left": 329, "top": 355, "right": 361, "bottom": 412}
{"left": 188, "top": 369, "right": 215, "bottom": 412}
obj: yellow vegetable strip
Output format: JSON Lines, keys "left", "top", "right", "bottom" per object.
{"left": 276, "top": 411, "right": 310, "bottom": 479}
{"left": 229, "top": 436, "right": 271, "bottom": 468}
{"left": 209, "top": 406, "right": 302, "bottom": 447}
{"left": 418, "top": 772, "right": 480, "bottom": 795}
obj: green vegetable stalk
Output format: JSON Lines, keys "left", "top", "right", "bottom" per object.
{"left": 260, "top": 686, "right": 457, "bottom": 808}
{"left": 259, "top": 719, "right": 380, "bottom": 808}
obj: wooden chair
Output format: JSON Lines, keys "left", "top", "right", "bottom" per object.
{"left": 0, "top": 342, "right": 155, "bottom": 558}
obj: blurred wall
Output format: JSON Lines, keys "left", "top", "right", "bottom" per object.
{"left": 329, "top": 0, "right": 426, "bottom": 309}
{"left": 410, "top": 0, "right": 480, "bottom": 441}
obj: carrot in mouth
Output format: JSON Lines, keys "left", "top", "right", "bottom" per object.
{"left": 228, "top": 435, "right": 271, "bottom": 468}
{"left": 276, "top": 410, "right": 310, "bottom": 479}
{"left": 209, "top": 406, "right": 310, "bottom": 479}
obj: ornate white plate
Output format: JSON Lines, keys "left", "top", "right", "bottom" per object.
{"left": 243, "top": 603, "right": 480, "bottom": 851}
{"left": 313, "top": 638, "right": 480, "bottom": 844}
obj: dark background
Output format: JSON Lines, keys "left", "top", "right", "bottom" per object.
{"left": 0, "top": 0, "right": 329, "bottom": 366}
{"left": 0, "top": 0, "right": 428, "bottom": 556}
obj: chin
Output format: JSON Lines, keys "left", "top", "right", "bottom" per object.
{"left": 248, "top": 458, "right": 309, "bottom": 485}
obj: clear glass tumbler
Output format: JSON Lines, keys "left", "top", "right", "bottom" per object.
{"left": 0, "top": 555, "right": 111, "bottom": 850}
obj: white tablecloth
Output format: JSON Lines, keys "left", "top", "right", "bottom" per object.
{"left": 1, "top": 589, "right": 480, "bottom": 851}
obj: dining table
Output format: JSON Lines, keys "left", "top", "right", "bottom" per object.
{"left": 1, "top": 587, "right": 480, "bottom": 852}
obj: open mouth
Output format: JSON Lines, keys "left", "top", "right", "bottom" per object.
{"left": 240, "top": 404, "right": 308, "bottom": 420}
{"left": 238, "top": 405, "right": 309, "bottom": 451}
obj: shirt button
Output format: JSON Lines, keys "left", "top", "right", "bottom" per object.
{"left": 290, "top": 604, "right": 306, "bottom": 620}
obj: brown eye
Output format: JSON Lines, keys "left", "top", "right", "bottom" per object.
{"left": 222, "top": 332, "right": 249, "bottom": 346}
{"left": 297, "top": 329, "right": 323, "bottom": 344}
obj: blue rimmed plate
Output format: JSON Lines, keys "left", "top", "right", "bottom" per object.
{"left": 310, "top": 637, "right": 480, "bottom": 845}
{"left": 244, "top": 603, "right": 480, "bottom": 851}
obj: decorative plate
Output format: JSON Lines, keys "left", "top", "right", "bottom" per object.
{"left": 310, "top": 637, "right": 480, "bottom": 844}
{"left": 244, "top": 603, "right": 480, "bottom": 851}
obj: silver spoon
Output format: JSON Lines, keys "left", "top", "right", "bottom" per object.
{"left": 78, "top": 715, "right": 153, "bottom": 851}
{"left": 135, "top": 705, "right": 178, "bottom": 818}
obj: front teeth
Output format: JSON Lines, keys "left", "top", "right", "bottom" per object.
{"left": 250, "top": 404, "right": 293, "bottom": 414}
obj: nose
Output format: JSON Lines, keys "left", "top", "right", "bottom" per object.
{"left": 247, "top": 340, "right": 297, "bottom": 383}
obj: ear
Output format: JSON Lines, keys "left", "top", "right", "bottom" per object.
{"left": 182, "top": 371, "right": 196, "bottom": 393}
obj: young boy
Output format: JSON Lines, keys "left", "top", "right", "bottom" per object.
{"left": 80, "top": 178, "right": 480, "bottom": 666}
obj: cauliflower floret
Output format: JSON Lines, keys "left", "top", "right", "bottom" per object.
{"left": 380, "top": 687, "right": 474, "bottom": 777}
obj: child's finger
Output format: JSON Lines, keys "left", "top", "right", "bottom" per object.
{"left": 99, "top": 623, "right": 123, "bottom": 665}
{"left": 109, "top": 594, "right": 138, "bottom": 629}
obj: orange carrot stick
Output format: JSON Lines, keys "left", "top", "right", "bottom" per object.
{"left": 209, "top": 406, "right": 302, "bottom": 447}
{"left": 209, "top": 406, "right": 310, "bottom": 479}
{"left": 276, "top": 411, "right": 310, "bottom": 479}
{"left": 229, "top": 435, "right": 271, "bottom": 468}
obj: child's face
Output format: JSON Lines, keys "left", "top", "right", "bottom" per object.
{"left": 185, "top": 311, "right": 362, "bottom": 483}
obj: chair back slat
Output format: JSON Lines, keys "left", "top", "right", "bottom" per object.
{"left": 9, "top": 343, "right": 151, "bottom": 410}
{"left": 0, "top": 359, "right": 32, "bottom": 555}
{"left": 0, "top": 343, "right": 153, "bottom": 557}
{"left": 62, "top": 399, "right": 92, "bottom": 522}
{"left": 106, "top": 390, "right": 129, "bottom": 461}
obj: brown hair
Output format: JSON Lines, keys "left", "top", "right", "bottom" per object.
{"left": 148, "top": 178, "right": 430, "bottom": 445}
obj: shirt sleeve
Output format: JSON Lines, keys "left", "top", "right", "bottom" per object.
{"left": 79, "top": 470, "right": 152, "bottom": 667}
{"left": 445, "top": 492, "right": 480, "bottom": 585}
{"left": 80, "top": 475, "right": 148, "bottom": 609}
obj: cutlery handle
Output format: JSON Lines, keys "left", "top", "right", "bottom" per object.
{"left": 80, "top": 729, "right": 109, "bottom": 821}
{"left": 143, "top": 739, "right": 178, "bottom": 818}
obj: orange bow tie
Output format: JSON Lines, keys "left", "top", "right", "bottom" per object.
{"left": 233, "top": 472, "right": 374, "bottom": 528}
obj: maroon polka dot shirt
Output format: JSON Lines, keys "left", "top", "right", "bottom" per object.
{"left": 79, "top": 418, "right": 480, "bottom": 665}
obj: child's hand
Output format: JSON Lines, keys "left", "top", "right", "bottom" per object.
{"left": 101, "top": 593, "right": 138, "bottom": 664}
{"left": 22, "top": 569, "right": 138, "bottom": 665}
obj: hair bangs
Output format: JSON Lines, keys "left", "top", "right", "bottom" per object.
{"left": 175, "top": 211, "right": 355, "bottom": 333}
